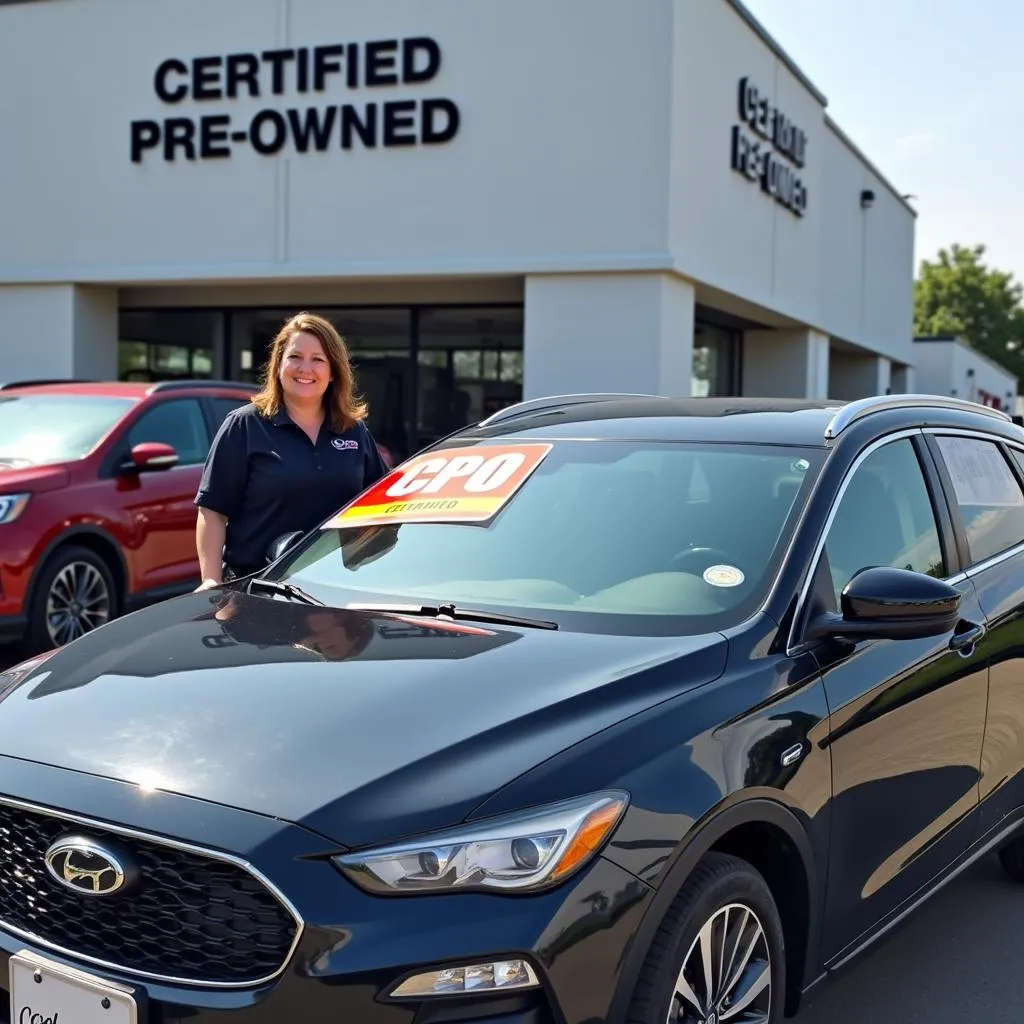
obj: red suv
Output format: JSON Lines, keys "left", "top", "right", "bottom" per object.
{"left": 0, "top": 378, "right": 256, "bottom": 653}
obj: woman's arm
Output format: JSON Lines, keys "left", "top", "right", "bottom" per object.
{"left": 194, "top": 408, "right": 249, "bottom": 590}
{"left": 196, "top": 507, "right": 228, "bottom": 587}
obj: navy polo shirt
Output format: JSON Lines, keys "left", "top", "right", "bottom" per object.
{"left": 195, "top": 404, "right": 390, "bottom": 574}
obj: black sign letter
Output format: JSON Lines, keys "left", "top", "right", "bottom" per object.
{"left": 164, "top": 118, "right": 197, "bottom": 161}
{"left": 226, "top": 53, "right": 261, "bottom": 98}
{"left": 313, "top": 45, "right": 344, "bottom": 91}
{"left": 192, "top": 56, "right": 223, "bottom": 100}
{"left": 251, "top": 109, "right": 288, "bottom": 155}
{"left": 200, "top": 114, "right": 232, "bottom": 158}
{"left": 155, "top": 58, "right": 188, "bottom": 103}
{"left": 366, "top": 40, "right": 400, "bottom": 86}
{"left": 403, "top": 37, "right": 441, "bottom": 83}
{"left": 422, "top": 98, "right": 459, "bottom": 144}
{"left": 130, "top": 120, "right": 161, "bottom": 163}
{"left": 383, "top": 100, "right": 417, "bottom": 146}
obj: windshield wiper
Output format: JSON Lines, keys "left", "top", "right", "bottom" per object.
{"left": 248, "top": 578, "right": 325, "bottom": 606}
{"left": 344, "top": 601, "right": 559, "bottom": 631}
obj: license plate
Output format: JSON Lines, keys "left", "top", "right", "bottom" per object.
{"left": 10, "top": 950, "right": 138, "bottom": 1024}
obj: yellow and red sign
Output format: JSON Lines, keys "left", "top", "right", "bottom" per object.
{"left": 323, "top": 443, "right": 553, "bottom": 529}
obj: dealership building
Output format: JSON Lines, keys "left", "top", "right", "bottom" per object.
{"left": 0, "top": 0, "right": 917, "bottom": 460}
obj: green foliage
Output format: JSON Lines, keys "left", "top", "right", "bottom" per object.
{"left": 914, "top": 243, "right": 1024, "bottom": 376}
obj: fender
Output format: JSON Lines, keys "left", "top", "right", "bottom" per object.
{"left": 606, "top": 796, "right": 823, "bottom": 1021}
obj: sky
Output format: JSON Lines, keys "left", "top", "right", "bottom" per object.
{"left": 741, "top": 0, "right": 1024, "bottom": 282}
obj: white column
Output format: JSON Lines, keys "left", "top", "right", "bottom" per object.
{"left": 0, "top": 284, "right": 118, "bottom": 381}
{"left": 890, "top": 364, "right": 915, "bottom": 394}
{"left": 828, "top": 352, "right": 892, "bottom": 401}
{"left": 523, "top": 273, "right": 696, "bottom": 398}
{"left": 742, "top": 329, "right": 830, "bottom": 399}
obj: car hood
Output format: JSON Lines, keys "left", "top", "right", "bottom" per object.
{"left": 0, "top": 589, "right": 728, "bottom": 847}
{"left": 0, "top": 463, "right": 70, "bottom": 491}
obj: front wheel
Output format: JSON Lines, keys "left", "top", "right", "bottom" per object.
{"left": 25, "top": 545, "right": 117, "bottom": 653}
{"left": 628, "top": 853, "right": 784, "bottom": 1024}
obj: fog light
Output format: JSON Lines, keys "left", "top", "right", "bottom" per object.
{"left": 390, "top": 959, "right": 539, "bottom": 998}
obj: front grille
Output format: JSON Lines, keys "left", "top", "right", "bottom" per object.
{"left": 0, "top": 800, "right": 301, "bottom": 986}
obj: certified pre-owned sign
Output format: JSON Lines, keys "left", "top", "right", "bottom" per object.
{"left": 130, "top": 37, "right": 461, "bottom": 164}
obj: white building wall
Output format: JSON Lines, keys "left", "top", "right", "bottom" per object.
{"left": 523, "top": 274, "right": 695, "bottom": 399}
{"left": 0, "top": 285, "right": 117, "bottom": 381}
{"left": 914, "top": 339, "right": 1018, "bottom": 410}
{"left": 0, "top": 0, "right": 674, "bottom": 281}
{"left": 668, "top": 0, "right": 916, "bottom": 366}
{"left": 0, "top": 0, "right": 918, "bottom": 397}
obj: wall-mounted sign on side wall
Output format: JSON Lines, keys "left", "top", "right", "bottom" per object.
{"left": 729, "top": 77, "right": 808, "bottom": 217}
{"left": 130, "top": 37, "right": 461, "bottom": 164}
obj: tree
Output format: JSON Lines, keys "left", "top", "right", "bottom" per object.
{"left": 914, "top": 243, "right": 1024, "bottom": 377}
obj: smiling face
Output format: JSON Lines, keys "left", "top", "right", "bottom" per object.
{"left": 279, "top": 330, "right": 332, "bottom": 407}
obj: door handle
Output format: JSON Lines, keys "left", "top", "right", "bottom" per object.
{"left": 949, "top": 621, "right": 986, "bottom": 653}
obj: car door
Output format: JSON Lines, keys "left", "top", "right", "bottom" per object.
{"left": 114, "top": 397, "right": 212, "bottom": 591}
{"left": 922, "top": 431, "right": 1024, "bottom": 833}
{"left": 794, "top": 432, "right": 989, "bottom": 963}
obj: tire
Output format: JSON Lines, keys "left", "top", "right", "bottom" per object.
{"left": 24, "top": 545, "right": 118, "bottom": 654}
{"left": 627, "top": 852, "right": 785, "bottom": 1024}
{"left": 998, "top": 837, "right": 1024, "bottom": 882}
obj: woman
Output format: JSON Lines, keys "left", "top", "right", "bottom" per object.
{"left": 194, "top": 312, "right": 390, "bottom": 589}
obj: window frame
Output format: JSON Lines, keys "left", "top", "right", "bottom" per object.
{"left": 819, "top": 435, "right": 951, "bottom": 610}
{"left": 923, "top": 429, "right": 1024, "bottom": 572}
{"left": 787, "top": 429, "right": 962, "bottom": 654}
{"left": 125, "top": 397, "right": 211, "bottom": 468}
{"left": 101, "top": 397, "right": 212, "bottom": 477}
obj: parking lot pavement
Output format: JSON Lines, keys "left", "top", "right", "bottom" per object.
{"left": 0, "top": 633, "right": 1020, "bottom": 1019}
{"left": 798, "top": 854, "right": 1024, "bottom": 1023}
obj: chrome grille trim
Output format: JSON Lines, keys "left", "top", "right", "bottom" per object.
{"left": 0, "top": 793, "right": 305, "bottom": 989}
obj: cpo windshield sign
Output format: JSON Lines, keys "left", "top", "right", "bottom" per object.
{"left": 323, "top": 443, "right": 553, "bottom": 529}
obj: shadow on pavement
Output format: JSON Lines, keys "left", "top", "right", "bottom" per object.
{"left": 801, "top": 854, "right": 1024, "bottom": 1023}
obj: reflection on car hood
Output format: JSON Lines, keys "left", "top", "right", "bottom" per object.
{"left": 0, "top": 589, "right": 728, "bottom": 847}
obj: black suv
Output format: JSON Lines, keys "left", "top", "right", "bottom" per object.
{"left": 1, "top": 393, "right": 1023, "bottom": 1024}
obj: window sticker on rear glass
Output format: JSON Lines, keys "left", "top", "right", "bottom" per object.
{"left": 322, "top": 443, "right": 554, "bottom": 529}
{"left": 936, "top": 436, "right": 1024, "bottom": 508}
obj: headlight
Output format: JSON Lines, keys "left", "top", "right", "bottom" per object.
{"left": 333, "top": 791, "right": 628, "bottom": 895}
{"left": 0, "top": 493, "right": 29, "bottom": 525}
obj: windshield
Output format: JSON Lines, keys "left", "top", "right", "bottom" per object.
{"left": 0, "top": 395, "right": 135, "bottom": 467}
{"left": 268, "top": 438, "right": 824, "bottom": 635}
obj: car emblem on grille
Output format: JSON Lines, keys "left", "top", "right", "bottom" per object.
{"left": 44, "top": 836, "right": 134, "bottom": 896}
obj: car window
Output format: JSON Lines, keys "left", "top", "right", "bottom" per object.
{"left": 208, "top": 397, "right": 249, "bottom": 432}
{"left": 0, "top": 395, "right": 135, "bottom": 467}
{"left": 935, "top": 435, "right": 1024, "bottom": 566}
{"left": 823, "top": 438, "right": 945, "bottom": 607}
{"left": 127, "top": 399, "right": 209, "bottom": 466}
{"left": 268, "top": 439, "right": 824, "bottom": 635}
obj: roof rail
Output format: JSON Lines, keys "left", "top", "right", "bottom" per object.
{"left": 0, "top": 378, "right": 97, "bottom": 390}
{"left": 825, "top": 394, "right": 1013, "bottom": 440}
{"left": 147, "top": 379, "right": 258, "bottom": 394}
{"left": 479, "top": 392, "right": 663, "bottom": 427}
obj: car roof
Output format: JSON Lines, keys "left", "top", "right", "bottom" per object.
{"left": 466, "top": 393, "right": 1018, "bottom": 447}
{"left": 0, "top": 379, "right": 256, "bottom": 400}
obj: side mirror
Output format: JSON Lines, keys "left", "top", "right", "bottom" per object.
{"left": 125, "top": 442, "right": 178, "bottom": 473}
{"left": 267, "top": 530, "right": 304, "bottom": 565}
{"left": 806, "top": 565, "right": 962, "bottom": 643}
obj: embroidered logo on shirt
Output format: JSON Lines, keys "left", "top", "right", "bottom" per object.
{"left": 332, "top": 438, "right": 360, "bottom": 451}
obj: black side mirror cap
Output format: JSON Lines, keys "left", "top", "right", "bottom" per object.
{"left": 806, "top": 565, "right": 962, "bottom": 643}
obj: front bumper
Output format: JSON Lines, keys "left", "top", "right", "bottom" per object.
{"left": 0, "top": 756, "right": 653, "bottom": 1024}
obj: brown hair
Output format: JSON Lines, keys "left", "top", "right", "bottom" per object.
{"left": 251, "top": 312, "right": 368, "bottom": 431}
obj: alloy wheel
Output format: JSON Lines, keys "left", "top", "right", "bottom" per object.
{"left": 45, "top": 561, "right": 111, "bottom": 647}
{"left": 666, "top": 902, "right": 772, "bottom": 1024}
